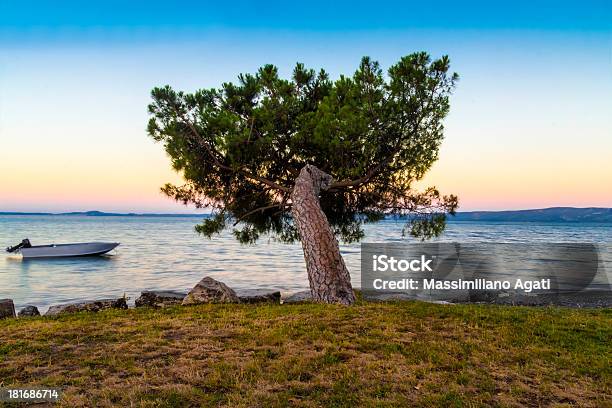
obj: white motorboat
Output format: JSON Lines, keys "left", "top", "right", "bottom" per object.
{"left": 6, "top": 239, "right": 119, "bottom": 259}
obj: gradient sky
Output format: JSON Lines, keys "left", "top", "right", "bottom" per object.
{"left": 1, "top": 1, "right": 610, "bottom": 212}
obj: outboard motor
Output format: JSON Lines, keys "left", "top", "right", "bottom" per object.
{"left": 6, "top": 238, "right": 32, "bottom": 253}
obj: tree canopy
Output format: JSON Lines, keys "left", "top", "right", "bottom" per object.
{"left": 148, "top": 52, "right": 458, "bottom": 244}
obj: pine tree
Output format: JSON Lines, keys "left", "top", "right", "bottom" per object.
{"left": 148, "top": 53, "right": 458, "bottom": 305}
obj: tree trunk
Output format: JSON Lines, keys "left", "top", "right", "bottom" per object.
{"left": 290, "top": 165, "right": 356, "bottom": 305}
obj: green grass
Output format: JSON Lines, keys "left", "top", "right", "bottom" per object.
{"left": 0, "top": 299, "right": 610, "bottom": 407}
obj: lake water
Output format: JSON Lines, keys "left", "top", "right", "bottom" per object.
{"left": 1, "top": 215, "right": 611, "bottom": 312}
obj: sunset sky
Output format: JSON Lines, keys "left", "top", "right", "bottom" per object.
{"left": 1, "top": 1, "right": 610, "bottom": 213}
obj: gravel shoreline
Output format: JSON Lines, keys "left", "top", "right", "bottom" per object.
{"left": 365, "top": 290, "right": 612, "bottom": 308}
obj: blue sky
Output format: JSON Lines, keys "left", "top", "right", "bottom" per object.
{"left": 0, "top": 1, "right": 610, "bottom": 212}
{"left": 1, "top": 1, "right": 610, "bottom": 32}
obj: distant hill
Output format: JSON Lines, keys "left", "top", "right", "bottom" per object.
{"left": 452, "top": 207, "right": 612, "bottom": 223}
{"left": 1, "top": 207, "right": 611, "bottom": 223}
{"left": 59, "top": 210, "right": 205, "bottom": 218}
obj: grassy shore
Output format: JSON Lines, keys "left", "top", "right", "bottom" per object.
{"left": 0, "top": 299, "right": 610, "bottom": 407}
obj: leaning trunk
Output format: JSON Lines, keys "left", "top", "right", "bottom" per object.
{"left": 290, "top": 165, "right": 355, "bottom": 305}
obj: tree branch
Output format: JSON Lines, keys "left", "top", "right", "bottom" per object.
{"left": 329, "top": 76, "right": 441, "bottom": 191}
{"left": 178, "top": 113, "right": 292, "bottom": 193}
{"left": 232, "top": 203, "right": 284, "bottom": 226}
{"left": 329, "top": 132, "right": 404, "bottom": 190}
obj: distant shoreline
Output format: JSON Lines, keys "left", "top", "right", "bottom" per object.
{"left": 0, "top": 210, "right": 206, "bottom": 218}
{"left": 1, "top": 207, "right": 611, "bottom": 223}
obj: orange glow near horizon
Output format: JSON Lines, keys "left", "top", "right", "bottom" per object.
{"left": 2, "top": 139, "right": 611, "bottom": 213}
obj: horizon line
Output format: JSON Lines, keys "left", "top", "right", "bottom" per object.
{"left": 1, "top": 206, "right": 610, "bottom": 216}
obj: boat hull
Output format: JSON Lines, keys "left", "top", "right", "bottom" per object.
{"left": 20, "top": 242, "right": 120, "bottom": 259}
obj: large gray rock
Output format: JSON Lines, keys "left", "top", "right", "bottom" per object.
{"left": 182, "top": 277, "right": 240, "bottom": 305}
{"left": 135, "top": 291, "right": 187, "bottom": 308}
{"left": 45, "top": 297, "right": 128, "bottom": 316}
{"left": 236, "top": 289, "right": 281, "bottom": 304}
{"left": 18, "top": 305, "right": 40, "bottom": 317}
{"left": 0, "top": 299, "right": 16, "bottom": 319}
{"left": 282, "top": 290, "right": 313, "bottom": 304}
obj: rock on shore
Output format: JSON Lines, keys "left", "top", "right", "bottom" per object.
{"left": 46, "top": 297, "right": 128, "bottom": 316}
{"left": 135, "top": 291, "right": 187, "bottom": 308}
{"left": 182, "top": 277, "right": 240, "bottom": 305}
{"left": 18, "top": 305, "right": 40, "bottom": 317}
{"left": 236, "top": 289, "right": 281, "bottom": 304}
{"left": 0, "top": 299, "right": 16, "bottom": 319}
{"left": 283, "top": 290, "right": 313, "bottom": 304}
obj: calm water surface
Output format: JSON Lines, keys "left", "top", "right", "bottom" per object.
{"left": 1, "top": 215, "right": 611, "bottom": 312}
